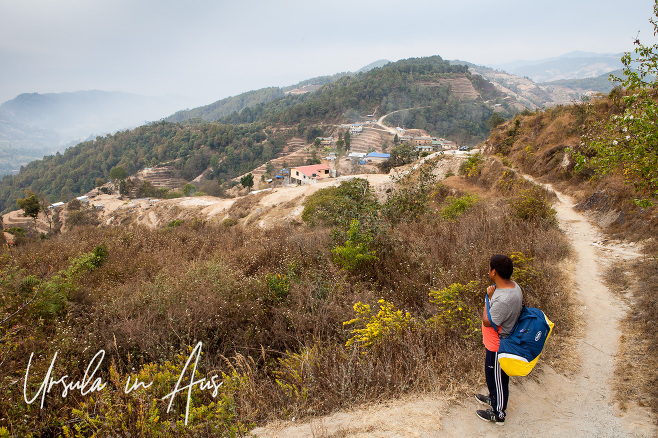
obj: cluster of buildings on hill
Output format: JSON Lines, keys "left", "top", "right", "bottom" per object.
{"left": 320, "top": 124, "right": 455, "bottom": 153}
{"left": 395, "top": 128, "right": 454, "bottom": 151}
{"left": 265, "top": 164, "right": 336, "bottom": 186}
{"left": 49, "top": 194, "right": 105, "bottom": 211}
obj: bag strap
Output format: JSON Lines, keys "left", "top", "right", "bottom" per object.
{"left": 508, "top": 283, "right": 525, "bottom": 335}
{"left": 485, "top": 294, "right": 499, "bottom": 332}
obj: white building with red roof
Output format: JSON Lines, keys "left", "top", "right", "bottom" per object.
{"left": 289, "top": 164, "right": 333, "bottom": 185}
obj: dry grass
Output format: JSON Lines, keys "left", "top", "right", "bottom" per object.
{"left": 613, "top": 240, "right": 658, "bottom": 420}
{"left": 484, "top": 100, "right": 657, "bottom": 241}
{"left": 0, "top": 158, "right": 577, "bottom": 436}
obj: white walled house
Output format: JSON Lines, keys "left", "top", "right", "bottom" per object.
{"left": 289, "top": 164, "right": 333, "bottom": 185}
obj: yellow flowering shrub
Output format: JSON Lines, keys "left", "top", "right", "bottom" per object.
{"left": 343, "top": 299, "right": 413, "bottom": 349}
{"left": 509, "top": 251, "right": 539, "bottom": 291}
{"left": 428, "top": 281, "right": 481, "bottom": 337}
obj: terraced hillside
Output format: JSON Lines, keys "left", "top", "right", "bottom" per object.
{"left": 136, "top": 166, "right": 187, "bottom": 190}
{"left": 349, "top": 127, "right": 395, "bottom": 154}
{"left": 416, "top": 74, "right": 481, "bottom": 100}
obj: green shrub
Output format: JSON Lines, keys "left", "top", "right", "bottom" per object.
{"left": 498, "top": 169, "right": 517, "bottom": 192}
{"left": 428, "top": 281, "right": 481, "bottom": 337}
{"left": 27, "top": 245, "right": 110, "bottom": 318}
{"left": 302, "top": 178, "right": 378, "bottom": 227}
{"left": 382, "top": 162, "right": 437, "bottom": 223}
{"left": 61, "top": 346, "right": 255, "bottom": 437}
{"left": 167, "top": 219, "right": 184, "bottom": 228}
{"left": 440, "top": 195, "right": 478, "bottom": 220}
{"left": 509, "top": 187, "right": 557, "bottom": 224}
{"left": 221, "top": 218, "right": 238, "bottom": 227}
{"left": 331, "top": 219, "right": 378, "bottom": 272}
{"left": 265, "top": 272, "right": 290, "bottom": 302}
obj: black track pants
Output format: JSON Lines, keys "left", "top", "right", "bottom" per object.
{"left": 485, "top": 348, "right": 509, "bottom": 418}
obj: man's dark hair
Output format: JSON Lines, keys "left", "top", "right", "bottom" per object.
{"left": 490, "top": 254, "right": 513, "bottom": 280}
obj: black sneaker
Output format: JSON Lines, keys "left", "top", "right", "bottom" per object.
{"left": 475, "top": 393, "right": 491, "bottom": 407}
{"left": 476, "top": 409, "right": 505, "bottom": 426}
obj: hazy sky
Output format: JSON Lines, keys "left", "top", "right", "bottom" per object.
{"left": 0, "top": 0, "right": 655, "bottom": 106}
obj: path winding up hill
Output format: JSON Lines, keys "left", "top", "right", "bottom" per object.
{"left": 250, "top": 180, "right": 656, "bottom": 437}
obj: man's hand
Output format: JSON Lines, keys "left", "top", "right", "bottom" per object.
{"left": 487, "top": 285, "right": 496, "bottom": 299}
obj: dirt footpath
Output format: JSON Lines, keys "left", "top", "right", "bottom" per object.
{"left": 249, "top": 182, "right": 657, "bottom": 437}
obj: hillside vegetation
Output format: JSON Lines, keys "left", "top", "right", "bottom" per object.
{"left": 484, "top": 97, "right": 657, "bottom": 237}
{"left": 166, "top": 87, "right": 285, "bottom": 123}
{"left": 219, "top": 56, "right": 505, "bottom": 134}
{"left": 0, "top": 156, "right": 573, "bottom": 436}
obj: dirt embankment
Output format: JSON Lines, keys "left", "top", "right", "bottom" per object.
{"left": 3, "top": 153, "right": 464, "bottom": 235}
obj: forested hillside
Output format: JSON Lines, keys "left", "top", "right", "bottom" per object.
{"left": 219, "top": 56, "right": 505, "bottom": 128}
{"left": 0, "top": 55, "right": 511, "bottom": 212}
{"left": 166, "top": 71, "right": 356, "bottom": 123}
{"left": 165, "top": 87, "right": 285, "bottom": 123}
{"left": 0, "top": 121, "right": 282, "bottom": 212}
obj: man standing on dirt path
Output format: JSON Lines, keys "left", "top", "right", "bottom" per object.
{"left": 475, "top": 254, "right": 523, "bottom": 425}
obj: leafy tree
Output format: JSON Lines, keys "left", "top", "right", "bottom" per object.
{"left": 240, "top": 173, "right": 254, "bottom": 190}
{"left": 16, "top": 191, "right": 42, "bottom": 233}
{"left": 577, "top": 2, "right": 658, "bottom": 206}
{"left": 393, "top": 133, "right": 399, "bottom": 144}
{"left": 314, "top": 138, "right": 322, "bottom": 147}
{"left": 137, "top": 180, "right": 162, "bottom": 198}
{"left": 119, "top": 178, "right": 135, "bottom": 197}
{"left": 306, "top": 126, "right": 324, "bottom": 142}
{"left": 344, "top": 130, "right": 351, "bottom": 149}
{"left": 210, "top": 154, "right": 220, "bottom": 170}
{"left": 487, "top": 113, "right": 506, "bottom": 132}
{"left": 109, "top": 166, "right": 128, "bottom": 181}
{"left": 67, "top": 199, "right": 82, "bottom": 211}
{"left": 183, "top": 183, "right": 197, "bottom": 197}
{"left": 389, "top": 143, "right": 418, "bottom": 167}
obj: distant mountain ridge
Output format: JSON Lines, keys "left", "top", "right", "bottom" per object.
{"left": 540, "top": 69, "right": 624, "bottom": 94}
{"left": 1, "top": 90, "right": 191, "bottom": 139}
{"left": 0, "top": 90, "right": 193, "bottom": 176}
{"left": 357, "top": 59, "right": 391, "bottom": 73}
{"left": 490, "top": 51, "right": 623, "bottom": 83}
